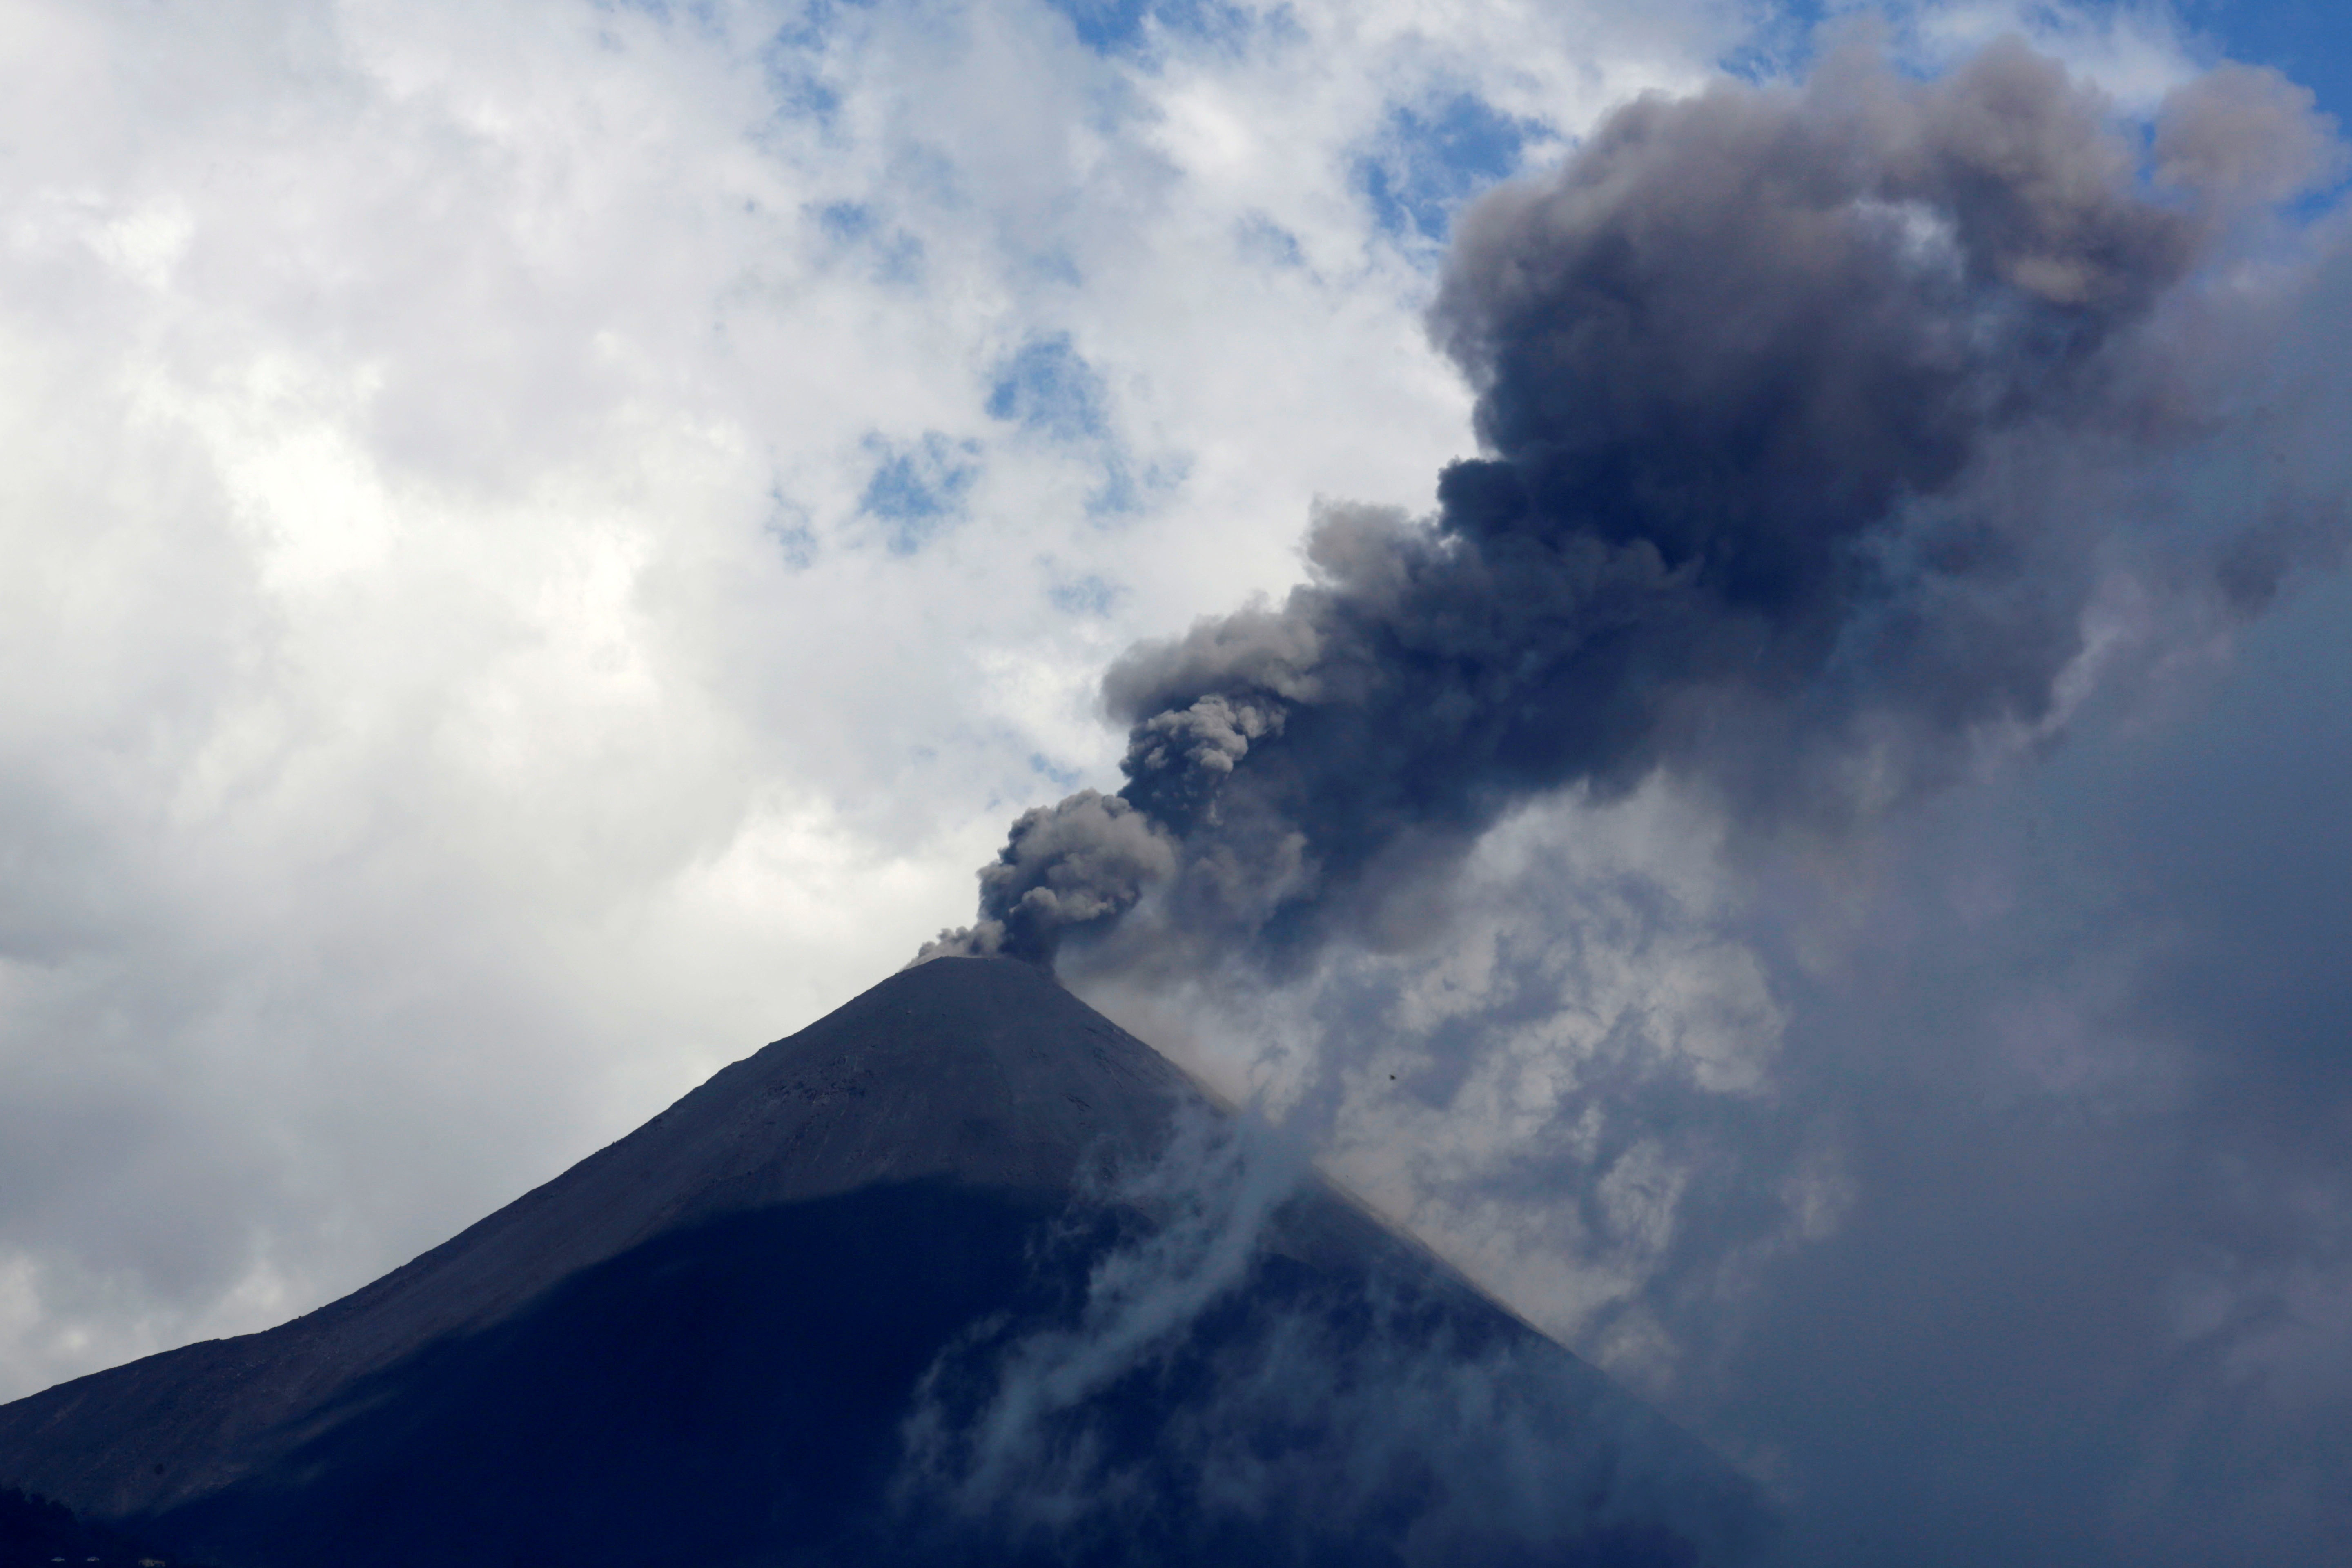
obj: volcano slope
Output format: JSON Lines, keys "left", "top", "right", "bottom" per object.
{"left": 0, "top": 956, "right": 1767, "bottom": 1567}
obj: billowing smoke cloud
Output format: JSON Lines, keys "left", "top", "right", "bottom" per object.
{"left": 929, "top": 39, "right": 2344, "bottom": 976}
{"left": 909, "top": 31, "right": 2352, "bottom": 1568}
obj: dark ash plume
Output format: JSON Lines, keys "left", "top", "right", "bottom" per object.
{"left": 928, "top": 38, "right": 2340, "bottom": 973}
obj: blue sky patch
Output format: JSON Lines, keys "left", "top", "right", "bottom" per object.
{"left": 987, "top": 335, "right": 1111, "bottom": 443}
{"left": 764, "top": 485, "right": 818, "bottom": 570}
{"left": 1235, "top": 211, "right": 1307, "bottom": 269}
{"left": 1716, "top": 2, "right": 2352, "bottom": 129}
{"left": 1044, "top": 0, "right": 1152, "bottom": 53}
{"left": 1040, "top": 0, "right": 1254, "bottom": 58}
{"left": 813, "top": 200, "right": 875, "bottom": 243}
{"left": 753, "top": 0, "right": 878, "bottom": 131}
{"left": 1028, "top": 751, "right": 1085, "bottom": 790}
{"left": 1357, "top": 93, "right": 1536, "bottom": 242}
{"left": 2183, "top": 0, "right": 2352, "bottom": 138}
{"left": 1718, "top": 0, "right": 1830, "bottom": 86}
{"left": 858, "top": 433, "right": 980, "bottom": 554}
{"left": 808, "top": 199, "right": 925, "bottom": 284}
{"left": 1086, "top": 452, "right": 1191, "bottom": 521}
{"left": 1047, "top": 573, "right": 1124, "bottom": 616}
{"left": 983, "top": 335, "right": 1182, "bottom": 521}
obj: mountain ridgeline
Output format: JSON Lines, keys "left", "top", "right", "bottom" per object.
{"left": 0, "top": 958, "right": 1767, "bottom": 1566}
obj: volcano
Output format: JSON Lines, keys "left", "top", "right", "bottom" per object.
{"left": 0, "top": 957, "right": 1766, "bottom": 1566}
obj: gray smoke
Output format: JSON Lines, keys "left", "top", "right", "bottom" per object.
{"left": 892, "top": 1105, "right": 1766, "bottom": 1565}
{"left": 927, "top": 39, "right": 2342, "bottom": 976}
{"left": 905, "top": 37, "right": 2352, "bottom": 1566}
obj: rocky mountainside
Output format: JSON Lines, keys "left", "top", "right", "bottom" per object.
{"left": 0, "top": 957, "right": 1768, "bottom": 1567}
{"left": 0, "top": 1483, "right": 217, "bottom": 1568}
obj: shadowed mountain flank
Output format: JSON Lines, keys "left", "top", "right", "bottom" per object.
{"left": 0, "top": 958, "right": 1766, "bottom": 1567}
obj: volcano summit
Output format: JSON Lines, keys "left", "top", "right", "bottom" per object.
{"left": 0, "top": 957, "right": 1765, "bottom": 1566}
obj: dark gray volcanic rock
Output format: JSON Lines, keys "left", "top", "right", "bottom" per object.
{"left": 0, "top": 957, "right": 1768, "bottom": 1568}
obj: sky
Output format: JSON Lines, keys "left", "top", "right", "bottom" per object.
{"left": 2, "top": 1, "right": 2348, "bottom": 1563}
